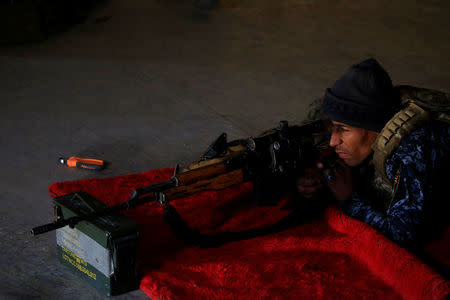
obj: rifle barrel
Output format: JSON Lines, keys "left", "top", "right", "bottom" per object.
{"left": 30, "top": 195, "right": 153, "bottom": 236}
{"left": 31, "top": 219, "right": 71, "bottom": 236}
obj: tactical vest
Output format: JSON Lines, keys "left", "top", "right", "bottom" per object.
{"left": 371, "top": 85, "right": 450, "bottom": 209}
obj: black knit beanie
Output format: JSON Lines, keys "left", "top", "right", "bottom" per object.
{"left": 322, "top": 58, "right": 400, "bottom": 132}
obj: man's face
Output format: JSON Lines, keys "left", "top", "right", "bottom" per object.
{"left": 329, "top": 121, "right": 379, "bottom": 167}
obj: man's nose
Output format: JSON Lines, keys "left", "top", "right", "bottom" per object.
{"left": 329, "top": 132, "right": 341, "bottom": 147}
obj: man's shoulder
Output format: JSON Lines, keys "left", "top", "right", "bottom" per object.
{"left": 398, "top": 121, "right": 449, "bottom": 148}
{"left": 391, "top": 121, "right": 449, "bottom": 165}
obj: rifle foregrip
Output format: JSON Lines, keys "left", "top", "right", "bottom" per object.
{"left": 31, "top": 221, "right": 65, "bottom": 236}
{"left": 177, "top": 163, "right": 228, "bottom": 185}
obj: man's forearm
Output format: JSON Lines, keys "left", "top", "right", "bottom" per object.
{"left": 339, "top": 192, "right": 422, "bottom": 246}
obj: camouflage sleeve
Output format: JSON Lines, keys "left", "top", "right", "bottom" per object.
{"left": 339, "top": 127, "right": 438, "bottom": 246}
{"left": 339, "top": 165, "right": 424, "bottom": 246}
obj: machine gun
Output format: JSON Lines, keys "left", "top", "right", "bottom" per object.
{"left": 30, "top": 119, "right": 335, "bottom": 296}
{"left": 31, "top": 120, "right": 333, "bottom": 236}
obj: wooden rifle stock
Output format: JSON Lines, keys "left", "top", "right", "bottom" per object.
{"left": 166, "top": 169, "right": 244, "bottom": 200}
{"left": 176, "top": 162, "right": 229, "bottom": 186}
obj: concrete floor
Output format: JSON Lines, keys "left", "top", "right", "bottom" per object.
{"left": 1, "top": 0, "right": 449, "bottom": 299}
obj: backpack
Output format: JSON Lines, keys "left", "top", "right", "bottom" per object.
{"left": 372, "top": 85, "right": 450, "bottom": 191}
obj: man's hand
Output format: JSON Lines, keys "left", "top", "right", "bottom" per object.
{"left": 325, "top": 162, "right": 354, "bottom": 202}
{"left": 296, "top": 167, "right": 323, "bottom": 199}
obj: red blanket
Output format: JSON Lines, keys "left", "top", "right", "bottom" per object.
{"left": 49, "top": 168, "right": 449, "bottom": 299}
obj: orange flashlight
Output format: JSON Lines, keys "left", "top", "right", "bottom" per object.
{"left": 59, "top": 157, "right": 105, "bottom": 171}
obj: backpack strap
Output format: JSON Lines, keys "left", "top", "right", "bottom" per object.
{"left": 372, "top": 102, "right": 430, "bottom": 188}
{"left": 396, "top": 85, "right": 450, "bottom": 123}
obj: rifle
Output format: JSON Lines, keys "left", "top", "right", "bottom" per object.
{"left": 31, "top": 120, "right": 333, "bottom": 236}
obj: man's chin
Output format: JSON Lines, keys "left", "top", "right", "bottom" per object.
{"left": 340, "top": 156, "right": 357, "bottom": 167}
{"left": 337, "top": 152, "right": 361, "bottom": 167}
{"left": 343, "top": 157, "right": 366, "bottom": 167}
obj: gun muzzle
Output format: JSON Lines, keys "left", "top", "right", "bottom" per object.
{"left": 31, "top": 221, "right": 66, "bottom": 236}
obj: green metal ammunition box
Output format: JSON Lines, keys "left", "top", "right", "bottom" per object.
{"left": 54, "top": 191, "right": 139, "bottom": 296}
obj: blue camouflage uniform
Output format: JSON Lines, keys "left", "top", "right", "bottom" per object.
{"left": 339, "top": 122, "right": 449, "bottom": 247}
